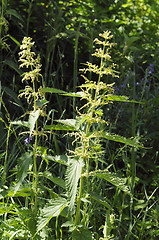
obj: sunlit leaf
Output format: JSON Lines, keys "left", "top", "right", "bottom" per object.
{"left": 11, "top": 120, "right": 30, "bottom": 128}
{"left": 13, "top": 151, "right": 32, "bottom": 195}
{"left": 42, "top": 154, "right": 68, "bottom": 166}
{"left": 28, "top": 110, "right": 40, "bottom": 135}
{"left": 106, "top": 95, "right": 141, "bottom": 103}
{"left": 92, "top": 131, "right": 144, "bottom": 148}
{"left": 65, "top": 158, "right": 84, "bottom": 211}
{"left": 37, "top": 197, "right": 67, "bottom": 233}
{"left": 45, "top": 123, "right": 76, "bottom": 131}
{"left": 40, "top": 87, "right": 67, "bottom": 94}
{"left": 61, "top": 91, "right": 84, "bottom": 97}
{"left": 89, "top": 170, "right": 131, "bottom": 196}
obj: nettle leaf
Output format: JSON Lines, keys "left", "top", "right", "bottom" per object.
{"left": 3, "top": 87, "right": 24, "bottom": 110}
{"left": 45, "top": 123, "right": 76, "bottom": 131}
{"left": 93, "top": 131, "right": 144, "bottom": 148}
{"left": 14, "top": 151, "right": 32, "bottom": 195}
{"left": 65, "top": 158, "right": 84, "bottom": 211}
{"left": 41, "top": 87, "right": 67, "bottom": 94}
{"left": 71, "top": 228, "right": 93, "bottom": 240}
{"left": 37, "top": 197, "right": 67, "bottom": 233}
{"left": 89, "top": 192, "right": 112, "bottom": 210}
{"left": 55, "top": 119, "right": 78, "bottom": 130}
{"left": 42, "top": 154, "right": 68, "bottom": 166}
{"left": 61, "top": 91, "right": 84, "bottom": 98}
{"left": 28, "top": 109, "right": 40, "bottom": 135}
{"left": 89, "top": 171, "right": 131, "bottom": 196}
{"left": 106, "top": 95, "right": 141, "bottom": 103}
{"left": 11, "top": 120, "right": 30, "bottom": 128}
{"left": 46, "top": 116, "right": 87, "bottom": 131}
{"left": 4, "top": 59, "right": 22, "bottom": 74}
{"left": 36, "top": 99, "right": 49, "bottom": 107}
{"left": 41, "top": 171, "right": 65, "bottom": 189}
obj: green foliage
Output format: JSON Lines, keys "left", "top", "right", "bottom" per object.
{"left": 0, "top": 0, "right": 159, "bottom": 239}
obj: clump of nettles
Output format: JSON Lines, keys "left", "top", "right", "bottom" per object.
{"left": 71, "top": 31, "right": 119, "bottom": 163}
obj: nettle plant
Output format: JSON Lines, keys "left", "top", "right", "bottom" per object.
{"left": 35, "top": 31, "right": 143, "bottom": 239}
{"left": 7, "top": 31, "right": 143, "bottom": 239}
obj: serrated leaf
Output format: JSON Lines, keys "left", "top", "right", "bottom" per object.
{"left": 89, "top": 192, "right": 111, "bottom": 210}
{"left": 13, "top": 152, "right": 32, "bottom": 195}
{"left": 40, "top": 87, "right": 67, "bottom": 94}
{"left": 71, "top": 228, "right": 93, "bottom": 240}
{"left": 106, "top": 95, "right": 141, "bottom": 103}
{"left": 93, "top": 131, "right": 144, "bottom": 148}
{"left": 42, "top": 154, "right": 68, "bottom": 166}
{"left": 90, "top": 171, "right": 131, "bottom": 195}
{"left": 11, "top": 120, "right": 30, "bottom": 128}
{"left": 45, "top": 123, "right": 76, "bottom": 131}
{"left": 37, "top": 197, "right": 67, "bottom": 233}
{"left": 55, "top": 116, "right": 87, "bottom": 131}
{"left": 55, "top": 119, "right": 77, "bottom": 130}
{"left": 41, "top": 171, "right": 65, "bottom": 189}
{"left": 65, "top": 158, "right": 84, "bottom": 211}
{"left": 36, "top": 99, "right": 49, "bottom": 107}
{"left": 28, "top": 110, "right": 40, "bottom": 135}
{"left": 61, "top": 91, "right": 84, "bottom": 97}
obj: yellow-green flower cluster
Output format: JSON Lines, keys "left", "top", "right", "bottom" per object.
{"left": 19, "top": 37, "right": 42, "bottom": 82}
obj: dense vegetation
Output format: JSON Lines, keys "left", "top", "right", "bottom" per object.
{"left": 0, "top": 0, "right": 159, "bottom": 239}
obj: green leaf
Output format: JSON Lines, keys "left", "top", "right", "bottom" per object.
{"left": 65, "top": 158, "right": 84, "bottom": 211}
{"left": 89, "top": 192, "right": 112, "bottom": 210}
{"left": 42, "top": 154, "right": 68, "bottom": 166}
{"left": 14, "top": 151, "right": 32, "bottom": 195}
{"left": 6, "top": 9, "right": 24, "bottom": 22}
{"left": 28, "top": 110, "right": 40, "bottom": 135}
{"left": 4, "top": 59, "right": 23, "bottom": 74}
{"left": 54, "top": 116, "right": 87, "bottom": 131}
{"left": 95, "top": 132, "right": 144, "bottom": 148}
{"left": 89, "top": 171, "right": 131, "bottom": 195}
{"left": 8, "top": 34, "right": 21, "bottom": 47}
{"left": 106, "top": 95, "right": 141, "bottom": 103}
{"left": 71, "top": 228, "right": 93, "bottom": 240}
{"left": 45, "top": 123, "right": 76, "bottom": 131}
{"left": 61, "top": 91, "right": 84, "bottom": 97}
{"left": 41, "top": 87, "right": 84, "bottom": 98}
{"left": 41, "top": 171, "right": 65, "bottom": 189}
{"left": 7, "top": 187, "right": 31, "bottom": 197}
{"left": 55, "top": 119, "right": 77, "bottom": 130}
{"left": 37, "top": 197, "right": 67, "bottom": 233}
{"left": 11, "top": 120, "right": 30, "bottom": 128}
{"left": 3, "top": 87, "right": 24, "bottom": 110}
{"left": 40, "top": 87, "right": 67, "bottom": 94}
{"left": 36, "top": 99, "right": 49, "bottom": 107}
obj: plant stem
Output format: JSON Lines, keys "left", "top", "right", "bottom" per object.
{"left": 33, "top": 122, "right": 38, "bottom": 215}
{"left": 74, "top": 167, "right": 84, "bottom": 225}
{"left": 32, "top": 76, "right": 38, "bottom": 215}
